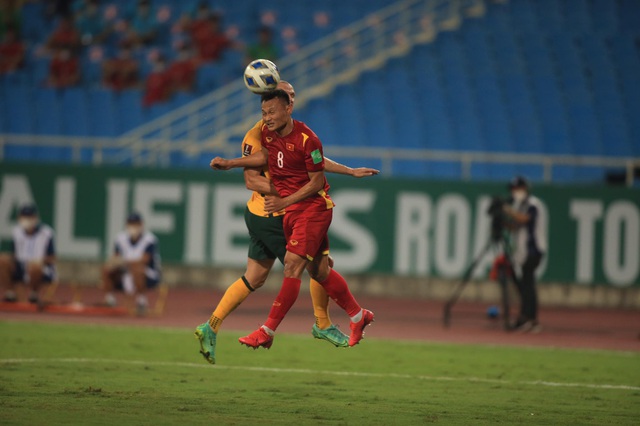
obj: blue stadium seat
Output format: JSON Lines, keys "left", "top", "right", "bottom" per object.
{"left": 508, "top": 0, "right": 539, "bottom": 34}
{"left": 618, "top": 0, "right": 640, "bottom": 34}
{"left": 117, "top": 89, "right": 145, "bottom": 133}
{"left": 61, "top": 88, "right": 90, "bottom": 136}
{"left": 196, "top": 63, "right": 223, "bottom": 93}
{"left": 29, "top": 57, "right": 50, "bottom": 87}
{"left": 591, "top": 0, "right": 619, "bottom": 35}
{"left": 4, "top": 86, "right": 35, "bottom": 133}
{"left": 562, "top": 0, "right": 592, "bottom": 34}
{"left": 534, "top": 0, "right": 563, "bottom": 34}
{"left": 331, "top": 85, "right": 367, "bottom": 147}
{"left": 34, "top": 88, "right": 63, "bottom": 135}
{"left": 88, "top": 88, "right": 120, "bottom": 137}
{"left": 0, "top": 80, "right": 7, "bottom": 133}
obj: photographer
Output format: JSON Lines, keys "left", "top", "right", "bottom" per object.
{"left": 503, "top": 176, "right": 547, "bottom": 332}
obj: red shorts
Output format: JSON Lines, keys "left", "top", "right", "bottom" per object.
{"left": 283, "top": 209, "right": 332, "bottom": 260}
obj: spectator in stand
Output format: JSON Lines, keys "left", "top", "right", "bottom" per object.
{"left": 192, "top": 13, "right": 239, "bottom": 63}
{"left": 124, "top": 0, "right": 158, "bottom": 47}
{"left": 75, "top": 0, "right": 111, "bottom": 46}
{"left": 246, "top": 26, "right": 278, "bottom": 64}
{"left": 188, "top": 1, "right": 212, "bottom": 36}
{"left": 168, "top": 44, "right": 197, "bottom": 93}
{"left": 46, "top": 15, "right": 81, "bottom": 52}
{"left": 102, "top": 45, "right": 139, "bottom": 90}
{"left": 143, "top": 55, "right": 172, "bottom": 106}
{"left": 0, "top": 26, "right": 25, "bottom": 74}
{"left": 0, "top": 0, "right": 22, "bottom": 40}
{"left": 48, "top": 47, "right": 80, "bottom": 88}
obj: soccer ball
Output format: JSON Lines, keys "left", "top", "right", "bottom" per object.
{"left": 243, "top": 59, "right": 280, "bottom": 94}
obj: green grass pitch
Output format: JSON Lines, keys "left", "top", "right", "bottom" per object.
{"left": 1, "top": 321, "right": 638, "bottom": 425}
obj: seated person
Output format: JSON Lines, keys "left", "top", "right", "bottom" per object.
{"left": 143, "top": 55, "right": 173, "bottom": 106}
{"left": 48, "top": 48, "right": 81, "bottom": 88}
{"left": 46, "top": 15, "right": 81, "bottom": 53}
{"left": 101, "top": 46, "right": 139, "bottom": 90}
{"left": 0, "top": 26, "right": 25, "bottom": 74}
{"left": 0, "top": 204, "right": 56, "bottom": 304}
{"left": 75, "top": 0, "right": 112, "bottom": 46}
{"left": 192, "top": 13, "right": 238, "bottom": 63}
{"left": 167, "top": 44, "right": 197, "bottom": 93}
{"left": 245, "top": 26, "right": 278, "bottom": 64}
{"left": 102, "top": 212, "right": 161, "bottom": 315}
{"left": 124, "top": 0, "right": 158, "bottom": 47}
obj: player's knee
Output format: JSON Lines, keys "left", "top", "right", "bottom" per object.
{"left": 283, "top": 255, "right": 306, "bottom": 278}
{"left": 307, "top": 255, "right": 330, "bottom": 282}
{"left": 244, "top": 272, "right": 268, "bottom": 289}
{"left": 308, "top": 265, "right": 330, "bottom": 283}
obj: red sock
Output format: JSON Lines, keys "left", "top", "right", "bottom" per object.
{"left": 264, "top": 277, "right": 301, "bottom": 331}
{"left": 320, "top": 269, "right": 361, "bottom": 317}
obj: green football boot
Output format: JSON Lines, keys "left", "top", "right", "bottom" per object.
{"left": 312, "top": 324, "right": 349, "bottom": 348}
{"left": 194, "top": 323, "right": 217, "bottom": 364}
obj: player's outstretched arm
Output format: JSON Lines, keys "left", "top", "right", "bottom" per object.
{"left": 324, "top": 157, "right": 380, "bottom": 178}
{"left": 210, "top": 151, "right": 267, "bottom": 171}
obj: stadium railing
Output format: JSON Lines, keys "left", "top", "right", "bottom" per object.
{"left": 1, "top": 133, "right": 637, "bottom": 186}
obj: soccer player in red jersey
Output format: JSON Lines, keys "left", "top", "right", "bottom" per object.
{"left": 195, "top": 81, "right": 378, "bottom": 363}
{"left": 211, "top": 89, "right": 374, "bottom": 348}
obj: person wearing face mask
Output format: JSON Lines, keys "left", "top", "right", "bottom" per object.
{"left": 101, "top": 212, "right": 161, "bottom": 315}
{"left": 503, "top": 176, "right": 547, "bottom": 333}
{"left": 0, "top": 204, "right": 56, "bottom": 304}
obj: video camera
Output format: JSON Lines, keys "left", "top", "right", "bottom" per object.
{"left": 487, "top": 196, "right": 510, "bottom": 242}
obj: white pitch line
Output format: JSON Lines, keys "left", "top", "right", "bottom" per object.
{"left": 2, "top": 357, "right": 639, "bottom": 391}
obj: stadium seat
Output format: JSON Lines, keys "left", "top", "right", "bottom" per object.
{"left": 117, "top": 89, "right": 145, "bottom": 133}
{"left": 34, "top": 88, "right": 63, "bottom": 135}
{"left": 88, "top": 88, "right": 120, "bottom": 137}
{"left": 5, "top": 86, "right": 36, "bottom": 133}
{"left": 196, "top": 63, "right": 222, "bottom": 93}
{"left": 61, "top": 88, "right": 90, "bottom": 136}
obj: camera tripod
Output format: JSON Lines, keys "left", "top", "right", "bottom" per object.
{"left": 442, "top": 232, "right": 517, "bottom": 331}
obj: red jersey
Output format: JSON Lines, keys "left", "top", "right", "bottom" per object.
{"left": 261, "top": 120, "right": 334, "bottom": 212}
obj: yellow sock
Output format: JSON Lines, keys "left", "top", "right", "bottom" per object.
{"left": 209, "top": 277, "right": 252, "bottom": 333}
{"left": 310, "top": 279, "right": 332, "bottom": 329}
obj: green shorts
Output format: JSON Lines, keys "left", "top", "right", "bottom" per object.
{"left": 244, "top": 207, "right": 286, "bottom": 263}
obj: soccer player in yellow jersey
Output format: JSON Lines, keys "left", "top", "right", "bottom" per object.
{"left": 195, "top": 81, "right": 378, "bottom": 364}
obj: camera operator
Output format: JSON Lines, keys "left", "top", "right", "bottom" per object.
{"left": 503, "top": 176, "right": 547, "bottom": 332}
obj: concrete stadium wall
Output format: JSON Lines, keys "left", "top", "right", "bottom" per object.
{"left": 57, "top": 260, "right": 640, "bottom": 310}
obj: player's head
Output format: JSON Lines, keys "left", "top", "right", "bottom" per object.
{"left": 18, "top": 203, "right": 39, "bottom": 233}
{"left": 261, "top": 89, "right": 292, "bottom": 133}
{"left": 508, "top": 175, "right": 530, "bottom": 203}
{"left": 126, "top": 212, "right": 144, "bottom": 239}
{"left": 276, "top": 80, "right": 295, "bottom": 108}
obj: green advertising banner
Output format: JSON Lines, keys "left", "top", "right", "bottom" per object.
{"left": 0, "top": 163, "right": 638, "bottom": 287}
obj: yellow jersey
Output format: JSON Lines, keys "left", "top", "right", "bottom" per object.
{"left": 241, "top": 119, "right": 285, "bottom": 217}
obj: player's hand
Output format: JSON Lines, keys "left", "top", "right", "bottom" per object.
{"left": 210, "top": 157, "right": 231, "bottom": 170}
{"left": 264, "top": 195, "right": 287, "bottom": 214}
{"left": 351, "top": 167, "right": 380, "bottom": 178}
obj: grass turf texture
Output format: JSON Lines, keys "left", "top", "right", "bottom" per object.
{"left": 1, "top": 321, "right": 638, "bottom": 425}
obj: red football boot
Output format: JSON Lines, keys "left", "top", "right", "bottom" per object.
{"left": 349, "top": 309, "right": 374, "bottom": 347}
{"left": 239, "top": 327, "right": 274, "bottom": 349}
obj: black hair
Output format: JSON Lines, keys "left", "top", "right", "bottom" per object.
{"left": 261, "top": 89, "right": 290, "bottom": 105}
